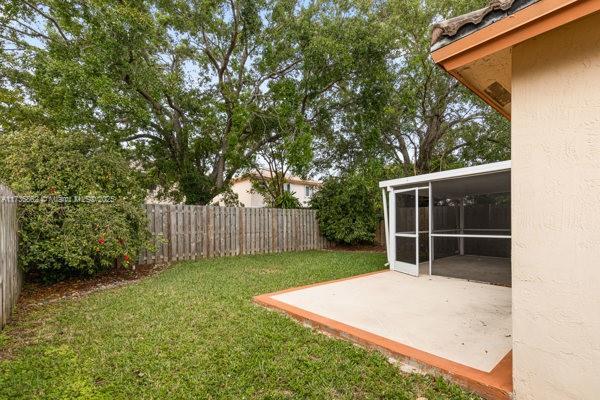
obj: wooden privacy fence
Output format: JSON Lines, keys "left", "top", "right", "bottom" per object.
{"left": 0, "top": 185, "right": 21, "bottom": 329}
{"left": 139, "top": 205, "right": 330, "bottom": 264}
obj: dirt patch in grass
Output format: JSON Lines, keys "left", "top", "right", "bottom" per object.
{"left": 18, "top": 263, "right": 170, "bottom": 309}
{"left": 326, "top": 243, "right": 386, "bottom": 252}
{"left": 1, "top": 262, "right": 171, "bottom": 359}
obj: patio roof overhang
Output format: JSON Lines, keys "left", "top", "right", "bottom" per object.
{"left": 379, "top": 160, "right": 511, "bottom": 190}
{"left": 430, "top": 0, "right": 600, "bottom": 119}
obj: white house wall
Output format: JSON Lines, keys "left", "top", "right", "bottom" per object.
{"left": 214, "top": 179, "right": 318, "bottom": 208}
{"left": 289, "top": 182, "right": 315, "bottom": 207}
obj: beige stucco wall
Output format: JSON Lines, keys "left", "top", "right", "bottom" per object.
{"left": 511, "top": 12, "right": 600, "bottom": 400}
{"left": 289, "top": 182, "right": 315, "bottom": 207}
{"left": 234, "top": 180, "right": 263, "bottom": 207}
{"left": 212, "top": 180, "right": 263, "bottom": 207}
{"left": 214, "top": 179, "right": 317, "bottom": 207}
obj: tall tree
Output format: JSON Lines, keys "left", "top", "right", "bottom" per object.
{"left": 248, "top": 115, "right": 314, "bottom": 208}
{"left": 314, "top": 0, "right": 509, "bottom": 176}
{"left": 0, "top": 0, "right": 389, "bottom": 203}
{"left": 381, "top": 0, "right": 509, "bottom": 174}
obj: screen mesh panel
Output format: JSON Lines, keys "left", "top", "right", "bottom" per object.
{"left": 432, "top": 194, "right": 510, "bottom": 234}
{"left": 433, "top": 236, "right": 459, "bottom": 259}
{"left": 396, "top": 236, "right": 416, "bottom": 264}
{"left": 464, "top": 237, "right": 510, "bottom": 258}
{"left": 427, "top": 171, "right": 511, "bottom": 285}
{"left": 395, "top": 192, "right": 415, "bottom": 234}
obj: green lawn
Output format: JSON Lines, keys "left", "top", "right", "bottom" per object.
{"left": 0, "top": 251, "right": 480, "bottom": 399}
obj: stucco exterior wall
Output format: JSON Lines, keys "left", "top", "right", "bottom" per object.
{"left": 213, "top": 179, "right": 318, "bottom": 207}
{"left": 511, "top": 12, "right": 600, "bottom": 400}
{"left": 288, "top": 182, "right": 314, "bottom": 207}
{"left": 233, "top": 180, "right": 264, "bottom": 207}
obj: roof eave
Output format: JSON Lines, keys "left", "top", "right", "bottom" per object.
{"left": 431, "top": 0, "right": 538, "bottom": 53}
{"left": 430, "top": 0, "right": 600, "bottom": 120}
{"left": 432, "top": 0, "right": 600, "bottom": 72}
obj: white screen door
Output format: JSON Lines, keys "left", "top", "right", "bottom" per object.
{"left": 390, "top": 187, "right": 428, "bottom": 276}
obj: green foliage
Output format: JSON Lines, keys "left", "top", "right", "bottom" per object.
{"left": 250, "top": 177, "right": 302, "bottom": 209}
{"left": 0, "top": 0, "right": 393, "bottom": 204}
{"left": 273, "top": 190, "right": 302, "bottom": 209}
{"left": 0, "top": 127, "right": 151, "bottom": 279}
{"left": 314, "top": 0, "right": 509, "bottom": 175}
{"left": 248, "top": 126, "right": 314, "bottom": 208}
{"left": 0, "top": 0, "right": 509, "bottom": 202}
{"left": 214, "top": 187, "right": 244, "bottom": 207}
{"left": 311, "top": 171, "right": 382, "bottom": 245}
{"left": 0, "top": 251, "right": 479, "bottom": 399}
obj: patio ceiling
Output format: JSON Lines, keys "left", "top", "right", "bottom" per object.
{"left": 379, "top": 160, "right": 511, "bottom": 190}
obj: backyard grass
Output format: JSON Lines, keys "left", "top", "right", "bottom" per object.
{"left": 0, "top": 251, "right": 481, "bottom": 399}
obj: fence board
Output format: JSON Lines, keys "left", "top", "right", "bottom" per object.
{"left": 138, "top": 205, "right": 331, "bottom": 264}
{"left": 0, "top": 185, "right": 21, "bottom": 329}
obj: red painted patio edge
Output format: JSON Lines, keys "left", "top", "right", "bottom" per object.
{"left": 253, "top": 271, "right": 512, "bottom": 400}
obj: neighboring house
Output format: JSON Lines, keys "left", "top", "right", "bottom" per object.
{"left": 213, "top": 171, "right": 321, "bottom": 207}
{"left": 427, "top": 1, "right": 600, "bottom": 399}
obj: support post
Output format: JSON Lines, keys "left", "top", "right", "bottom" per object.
{"left": 459, "top": 199, "right": 465, "bottom": 255}
{"left": 389, "top": 190, "right": 395, "bottom": 270}
{"left": 428, "top": 182, "right": 433, "bottom": 275}
{"left": 381, "top": 188, "right": 390, "bottom": 266}
{"left": 415, "top": 188, "right": 419, "bottom": 274}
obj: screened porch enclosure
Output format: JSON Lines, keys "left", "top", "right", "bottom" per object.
{"left": 381, "top": 162, "right": 511, "bottom": 287}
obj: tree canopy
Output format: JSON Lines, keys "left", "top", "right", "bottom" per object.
{"left": 0, "top": 0, "right": 509, "bottom": 204}
{"left": 314, "top": 0, "right": 509, "bottom": 176}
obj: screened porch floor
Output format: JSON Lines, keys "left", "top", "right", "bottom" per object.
{"left": 255, "top": 270, "right": 512, "bottom": 400}
{"left": 421, "top": 255, "right": 511, "bottom": 287}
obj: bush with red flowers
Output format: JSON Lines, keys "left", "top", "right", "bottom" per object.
{"left": 0, "top": 127, "right": 153, "bottom": 280}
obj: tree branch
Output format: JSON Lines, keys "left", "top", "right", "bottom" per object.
{"left": 22, "top": 1, "right": 70, "bottom": 43}
{"left": 119, "top": 133, "right": 164, "bottom": 142}
{"left": 0, "top": 22, "right": 50, "bottom": 40}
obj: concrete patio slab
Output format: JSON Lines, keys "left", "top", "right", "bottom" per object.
{"left": 255, "top": 270, "right": 513, "bottom": 400}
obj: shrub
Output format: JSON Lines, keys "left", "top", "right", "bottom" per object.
{"left": 250, "top": 176, "right": 303, "bottom": 209}
{"left": 310, "top": 171, "right": 381, "bottom": 245}
{"left": 271, "top": 191, "right": 302, "bottom": 209}
{"left": 0, "top": 127, "right": 152, "bottom": 280}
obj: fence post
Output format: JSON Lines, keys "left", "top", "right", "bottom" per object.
{"left": 0, "top": 185, "right": 21, "bottom": 329}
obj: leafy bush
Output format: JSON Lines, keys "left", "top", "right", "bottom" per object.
{"left": 271, "top": 191, "right": 302, "bottom": 209}
{"left": 310, "top": 172, "right": 381, "bottom": 245}
{"left": 250, "top": 176, "right": 303, "bottom": 209}
{"left": 0, "top": 127, "right": 152, "bottom": 280}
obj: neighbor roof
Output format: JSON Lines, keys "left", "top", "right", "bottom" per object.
{"left": 233, "top": 170, "right": 322, "bottom": 187}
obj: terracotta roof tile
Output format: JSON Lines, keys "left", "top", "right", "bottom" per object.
{"left": 431, "top": 0, "right": 539, "bottom": 51}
